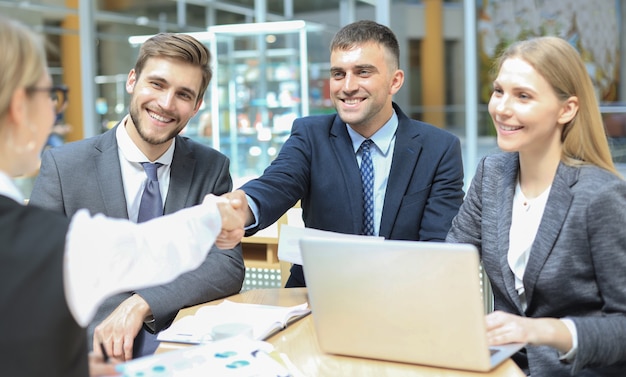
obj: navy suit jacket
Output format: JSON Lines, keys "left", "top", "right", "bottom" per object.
{"left": 242, "top": 103, "right": 465, "bottom": 286}
{"left": 29, "top": 125, "right": 245, "bottom": 346}
{"left": 448, "top": 153, "right": 626, "bottom": 376}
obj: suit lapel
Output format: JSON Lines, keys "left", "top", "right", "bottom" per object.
{"left": 94, "top": 126, "right": 128, "bottom": 219}
{"left": 164, "top": 136, "right": 195, "bottom": 215}
{"left": 523, "top": 163, "right": 576, "bottom": 309}
{"left": 496, "top": 154, "right": 526, "bottom": 312}
{"left": 379, "top": 108, "right": 421, "bottom": 238}
{"left": 329, "top": 116, "right": 366, "bottom": 234}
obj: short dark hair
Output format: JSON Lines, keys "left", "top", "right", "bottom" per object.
{"left": 134, "top": 33, "right": 212, "bottom": 104}
{"left": 330, "top": 20, "right": 400, "bottom": 69}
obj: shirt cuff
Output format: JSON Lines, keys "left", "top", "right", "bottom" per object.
{"left": 559, "top": 318, "right": 578, "bottom": 362}
{"left": 245, "top": 194, "right": 260, "bottom": 230}
{"left": 144, "top": 315, "right": 156, "bottom": 332}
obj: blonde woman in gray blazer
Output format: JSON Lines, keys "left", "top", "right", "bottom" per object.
{"left": 447, "top": 37, "right": 626, "bottom": 376}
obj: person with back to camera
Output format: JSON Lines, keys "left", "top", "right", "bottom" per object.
{"left": 0, "top": 16, "right": 245, "bottom": 377}
{"left": 446, "top": 36, "right": 626, "bottom": 376}
{"left": 224, "top": 20, "right": 465, "bottom": 287}
{"left": 29, "top": 32, "right": 246, "bottom": 360}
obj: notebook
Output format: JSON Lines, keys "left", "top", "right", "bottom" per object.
{"left": 300, "top": 237, "right": 525, "bottom": 372}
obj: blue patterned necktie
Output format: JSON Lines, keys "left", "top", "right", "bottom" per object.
{"left": 359, "top": 139, "right": 375, "bottom": 236}
{"left": 137, "top": 162, "right": 164, "bottom": 223}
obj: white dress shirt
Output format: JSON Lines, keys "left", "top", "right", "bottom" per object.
{"left": 508, "top": 181, "right": 551, "bottom": 305}
{"left": 508, "top": 180, "right": 577, "bottom": 361}
{"left": 1, "top": 171, "right": 222, "bottom": 328}
{"left": 116, "top": 117, "right": 175, "bottom": 223}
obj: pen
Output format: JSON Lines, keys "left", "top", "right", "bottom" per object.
{"left": 99, "top": 342, "right": 109, "bottom": 363}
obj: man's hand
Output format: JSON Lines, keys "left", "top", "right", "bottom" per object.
{"left": 93, "top": 294, "right": 151, "bottom": 361}
{"left": 222, "top": 190, "right": 255, "bottom": 225}
{"left": 207, "top": 190, "right": 250, "bottom": 249}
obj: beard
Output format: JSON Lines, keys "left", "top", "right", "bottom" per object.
{"left": 129, "top": 101, "right": 184, "bottom": 146}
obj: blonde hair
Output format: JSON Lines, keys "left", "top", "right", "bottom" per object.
{"left": 0, "top": 16, "right": 47, "bottom": 119}
{"left": 495, "top": 36, "right": 617, "bottom": 175}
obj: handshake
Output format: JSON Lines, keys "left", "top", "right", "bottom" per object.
{"left": 208, "top": 190, "right": 251, "bottom": 250}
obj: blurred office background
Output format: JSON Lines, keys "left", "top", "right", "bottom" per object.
{"left": 5, "top": 0, "right": 626, "bottom": 186}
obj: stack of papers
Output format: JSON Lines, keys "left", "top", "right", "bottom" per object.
{"left": 157, "top": 300, "right": 310, "bottom": 344}
{"left": 117, "top": 337, "right": 290, "bottom": 377}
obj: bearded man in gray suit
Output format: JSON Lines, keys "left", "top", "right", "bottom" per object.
{"left": 30, "top": 33, "right": 244, "bottom": 361}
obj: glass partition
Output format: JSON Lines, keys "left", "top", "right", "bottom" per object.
{"left": 203, "top": 21, "right": 335, "bottom": 180}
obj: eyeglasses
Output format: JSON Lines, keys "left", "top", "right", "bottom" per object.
{"left": 26, "top": 85, "right": 69, "bottom": 114}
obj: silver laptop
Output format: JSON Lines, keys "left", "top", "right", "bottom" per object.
{"left": 300, "top": 237, "right": 524, "bottom": 372}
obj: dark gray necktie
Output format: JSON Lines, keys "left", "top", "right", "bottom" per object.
{"left": 359, "top": 139, "right": 375, "bottom": 236}
{"left": 137, "top": 162, "right": 163, "bottom": 223}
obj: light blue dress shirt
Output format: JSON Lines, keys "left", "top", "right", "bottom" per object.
{"left": 346, "top": 111, "right": 398, "bottom": 236}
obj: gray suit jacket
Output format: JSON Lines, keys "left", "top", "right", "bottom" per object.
{"left": 447, "top": 152, "right": 626, "bottom": 376}
{"left": 30, "top": 126, "right": 245, "bottom": 345}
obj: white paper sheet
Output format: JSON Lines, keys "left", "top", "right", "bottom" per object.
{"left": 277, "top": 225, "right": 384, "bottom": 265}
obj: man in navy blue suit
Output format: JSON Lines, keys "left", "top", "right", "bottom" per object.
{"left": 228, "top": 20, "right": 465, "bottom": 287}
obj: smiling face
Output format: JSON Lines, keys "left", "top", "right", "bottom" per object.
{"left": 329, "top": 42, "right": 403, "bottom": 137}
{"left": 126, "top": 57, "right": 203, "bottom": 158}
{"left": 488, "top": 57, "right": 572, "bottom": 157}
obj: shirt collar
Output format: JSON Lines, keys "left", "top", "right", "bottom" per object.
{"left": 116, "top": 115, "right": 175, "bottom": 165}
{"left": 0, "top": 171, "right": 25, "bottom": 203}
{"left": 346, "top": 110, "right": 398, "bottom": 156}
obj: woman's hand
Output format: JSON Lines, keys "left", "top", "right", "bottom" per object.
{"left": 485, "top": 310, "right": 573, "bottom": 353}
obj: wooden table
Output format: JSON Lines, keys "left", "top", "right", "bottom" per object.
{"left": 157, "top": 288, "right": 525, "bottom": 377}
